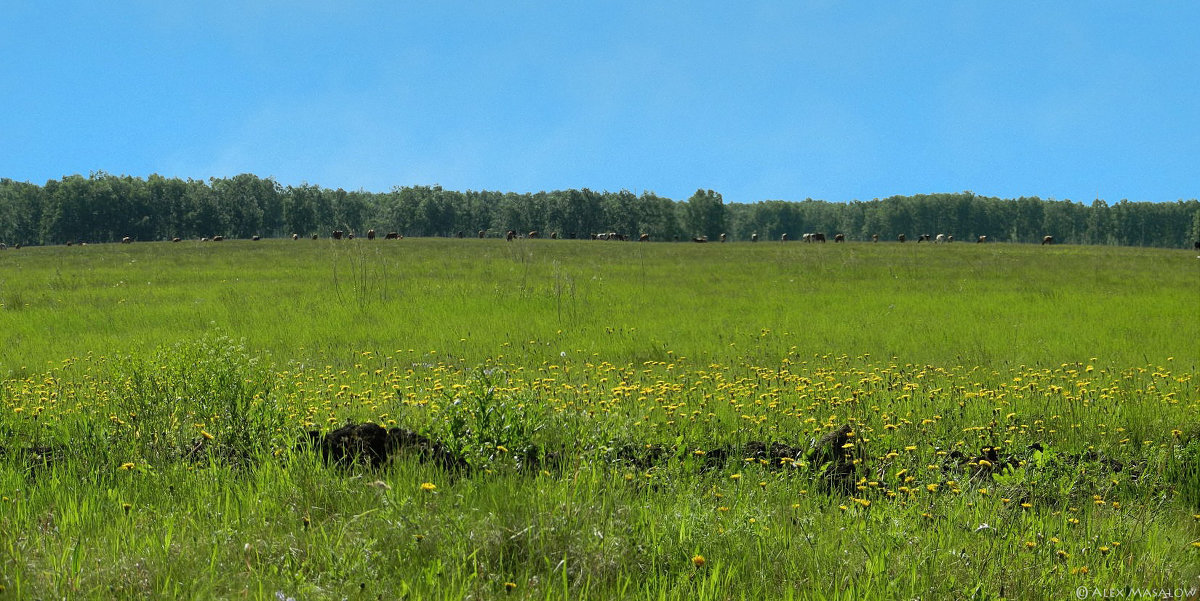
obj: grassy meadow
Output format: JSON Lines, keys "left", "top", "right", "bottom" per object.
{"left": 0, "top": 238, "right": 1198, "bottom": 599}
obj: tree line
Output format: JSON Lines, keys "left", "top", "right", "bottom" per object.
{"left": 1, "top": 173, "right": 1197, "bottom": 248}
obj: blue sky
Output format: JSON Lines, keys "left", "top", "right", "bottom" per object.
{"left": 3, "top": 2, "right": 1197, "bottom": 203}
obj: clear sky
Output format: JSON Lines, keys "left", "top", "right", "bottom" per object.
{"left": 2, "top": 2, "right": 1197, "bottom": 204}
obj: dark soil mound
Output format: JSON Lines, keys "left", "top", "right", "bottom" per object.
{"left": 301, "top": 423, "right": 469, "bottom": 472}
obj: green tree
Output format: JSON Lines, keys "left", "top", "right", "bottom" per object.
{"left": 683, "top": 189, "right": 726, "bottom": 240}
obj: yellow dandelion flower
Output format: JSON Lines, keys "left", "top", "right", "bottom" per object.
{"left": 119, "top": 462, "right": 136, "bottom": 471}
{"left": 420, "top": 482, "right": 436, "bottom": 492}
{"left": 730, "top": 473, "right": 742, "bottom": 480}
{"left": 504, "top": 582, "right": 517, "bottom": 592}
{"left": 692, "top": 554, "right": 706, "bottom": 567}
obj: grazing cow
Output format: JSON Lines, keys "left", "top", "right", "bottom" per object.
{"left": 251, "top": 235, "right": 261, "bottom": 241}
{"left": 292, "top": 233, "right": 299, "bottom": 240}
{"left": 347, "top": 233, "right": 355, "bottom": 239}
{"left": 456, "top": 231, "right": 463, "bottom": 239}
{"left": 781, "top": 233, "right": 789, "bottom": 242}
{"left": 385, "top": 232, "right": 399, "bottom": 240}
{"left": 802, "top": 233, "right": 812, "bottom": 242}
{"left": 947, "top": 235, "right": 954, "bottom": 243}
{"left": 171, "top": 237, "right": 181, "bottom": 243}
{"left": 121, "top": 236, "right": 132, "bottom": 244}
{"left": 813, "top": 233, "right": 826, "bottom": 243}
{"left": 506, "top": 230, "right": 516, "bottom": 241}
{"left": 917, "top": 234, "right": 931, "bottom": 243}
{"left": 367, "top": 229, "right": 376, "bottom": 240}
{"left": 332, "top": 230, "right": 344, "bottom": 240}
{"left": 872, "top": 234, "right": 879, "bottom": 242}
{"left": 977, "top": 235, "right": 987, "bottom": 243}
{"left": 898, "top": 234, "right": 906, "bottom": 243}
{"left": 213, "top": 236, "right": 224, "bottom": 241}
{"left": 834, "top": 233, "right": 845, "bottom": 243}
{"left": 639, "top": 233, "right": 650, "bottom": 242}
{"left": 551, "top": 232, "right": 558, "bottom": 239}
{"left": 751, "top": 233, "right": 758, "bottom": 242}
{"left": 528, "top": 231, "right": 539, "bottom": 239}
{"left": 0, "top": 243, "right": 6, "bottom": 250}
{"left": 692, "top": 236, "right": 708, "bottom": 243}
{"left": 1194, "top": 241, "right": 1200, "bottom": 250}
{"left": 478, "top": 230, "right": 486, "bottom": 238}
{"left": 1042, "top": 235, "right": 1054, "bottom": 245}
{"left": 718, "top": 233, "right": 727, "bottom": 243}
{"left": 936, "top": 234, "right": 946, "bottom": 244}
{"left": 312, "top": 234, "right": 318, "bottom": 240}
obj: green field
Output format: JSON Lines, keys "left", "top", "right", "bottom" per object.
{"left": 1, "top": 239, "right": 1198, "bottom": 599}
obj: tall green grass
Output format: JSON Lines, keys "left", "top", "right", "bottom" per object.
{"left": 2, "top": 239, "right": 1195, "bottom": 377}
{"left": 1, "top": 238, "right": 1197, "bottom": 599}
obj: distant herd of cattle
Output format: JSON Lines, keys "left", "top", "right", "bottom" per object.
{"left": 4, "top": 233, "right": 1200, "bottom": 250}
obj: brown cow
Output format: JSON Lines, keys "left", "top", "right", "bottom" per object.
{"left": 506, "top": 230, "right": 516, "bottom": 241}
{"left": 1042, "top": 235, "right": 1054, "bottom": 245}
{"left": 367, "top": 229, "right": 376, "bottom": 240}
{"left": 528, "top": 231, "right": 539, "bottom": 239}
